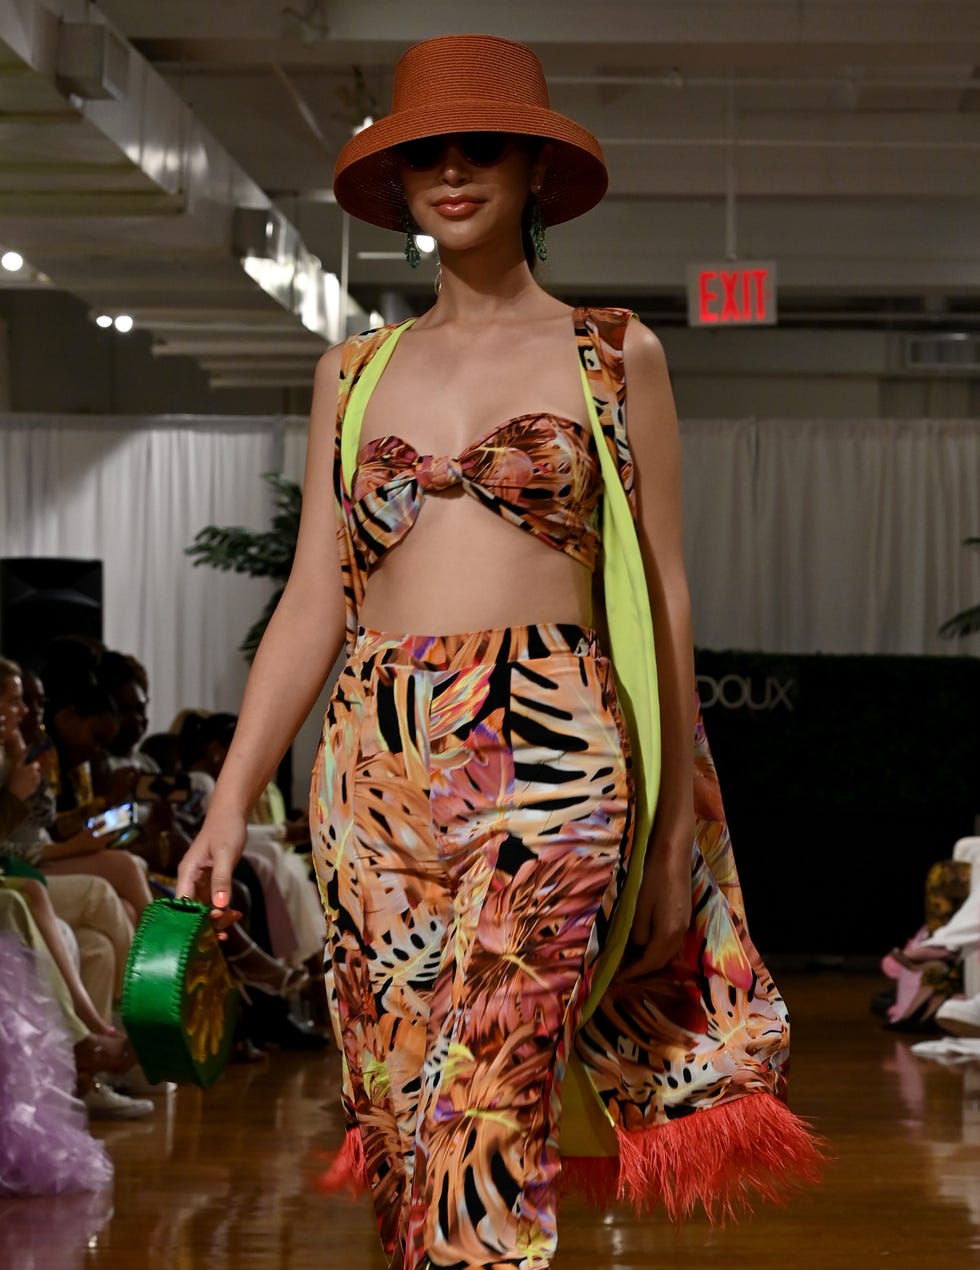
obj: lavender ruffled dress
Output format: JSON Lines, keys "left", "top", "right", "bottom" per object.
{"left": 0, "top": 932, "right": 113, "bottom": 1195}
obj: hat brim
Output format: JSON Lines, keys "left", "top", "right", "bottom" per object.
{"left": 333, "top": 100, "right": 608, "bottom": 232}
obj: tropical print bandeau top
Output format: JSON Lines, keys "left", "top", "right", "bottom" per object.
{"left": 334, "top": 307, "right": 637, "bottom": 652}
{"left": 350, "top": 409, "right": 602, "bottom": 575}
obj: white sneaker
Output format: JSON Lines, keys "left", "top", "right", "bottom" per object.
{"left": 114, "top": 1066, "right": 177, "bottom": 1097}
{"left": 911, "top": 1037, "right": 980, "bottom": 1063}
{"left": 936, "top": 994, "right": 980, "bottom": 1038}
{"left": 84, "top": 1078, "right": 155, "bottom": 1120}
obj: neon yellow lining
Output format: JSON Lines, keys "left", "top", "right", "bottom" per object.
{"left": 562, "top": 358, "right": 662, "bottom": 1152}
{"left": 576, "top": 362, "right": 661, "bottom": 1022}
{"left": 340, "top": 318, "right": 415, "bottom": 490}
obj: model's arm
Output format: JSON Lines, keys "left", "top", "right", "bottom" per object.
{"left": 619, "top": 319, "right": 696, "bottom": 977}
{"left": 176, "top": 343, "right": 348, "bottom": 913}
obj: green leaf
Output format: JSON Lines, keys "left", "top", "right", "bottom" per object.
{"left": 939, "top": 604, "right": 980, "bottom": 640}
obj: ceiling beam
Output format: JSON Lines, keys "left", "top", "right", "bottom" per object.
{"left": 97, "top": 1, "right": 980, "bottom": 62}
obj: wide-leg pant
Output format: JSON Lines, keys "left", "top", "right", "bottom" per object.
{"left": 311, "top": 623, "right": 633, "bottom": 1270}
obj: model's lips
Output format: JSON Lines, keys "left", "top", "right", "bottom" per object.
{"left": 433, "top": 198, "right": 484, "bottom": 217}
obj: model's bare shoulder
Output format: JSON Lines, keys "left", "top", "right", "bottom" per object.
{"left": 307, "top": 341, "right": 347, "bottom": 435}
{"left": 313, "top": 340, "right": 346, "bottom": 390}
{"left": 623, "top": 319, "right": 676, "bottom": 432}
{"left": 623, "top": 317, "right": 669, "bottom": 378}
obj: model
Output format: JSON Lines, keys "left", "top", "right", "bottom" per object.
{"left": 177, "top": 33, "right": 823, "bottom": 1270}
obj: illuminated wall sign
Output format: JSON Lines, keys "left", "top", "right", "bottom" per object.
{"left": 687, "top": 260, "right": 777, "bottom": 327}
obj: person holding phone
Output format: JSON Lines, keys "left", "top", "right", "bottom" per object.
{"left": 1, "top": 659, "right": 141, "bottom": 1014}
{"left": 177, "top": 34, "right": 822, "bottom": 1269}
{"left": 4, "top": 656, "right": 155, "bottom": 923}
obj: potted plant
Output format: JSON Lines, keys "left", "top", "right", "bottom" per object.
{"left": 940, "top": 537, "right": 980, "bottom": 641}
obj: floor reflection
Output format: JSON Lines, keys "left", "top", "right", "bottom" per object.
{"left": 0, "top": 1188, "right": 113, "bottom": 1270}
{"left": 91, "top": 1057, "right": 357, "bottom": 1269}
{"left": 889, "top": 1042, "right": 980, "bottom": 1247}
{"left": 5, "top": 977, "right": 980, "bottom": 1269}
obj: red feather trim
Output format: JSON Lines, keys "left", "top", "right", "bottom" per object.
{"left": 559, "top": 1091, "right": 827, "bottom": 1223}
{"left": 315, "top": 1127, "right": 370, "bottom": 1197}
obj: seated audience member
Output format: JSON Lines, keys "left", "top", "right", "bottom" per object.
{"left": 98, "top": 651, "right": 157, "bottom": 775}
{"left": 0, "top": 884, "right": 151, "bottom": 1123}
{"left": 139, "top": 731, "right": 181, "bottom": 777}
{"left": 8, "top": 648, "right": 155, "bottom": 922}
{"left": 93, "top": 649, "right": 195, "bottom": 876}
{"left": 0, "top": 871, "right": 121, "bottom": 1045}
{"left": 1, "top": 710, "right": 148, "bottom": 1114}
{"left": 4, "top": 659, "right": 139, "bottom": 1023}
{"left": 0, "top": 887, "right": 130, "bottom": 1077}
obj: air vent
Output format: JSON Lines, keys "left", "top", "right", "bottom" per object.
{"left": 904, "top": 333, "right": 980, "bottom": 373}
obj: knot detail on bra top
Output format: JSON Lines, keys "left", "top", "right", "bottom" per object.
{"left": 416, "top": 454, "right": 463, "bottom": 491}
{"left": 348, "top": 413, "right": 603, "bottom": 576}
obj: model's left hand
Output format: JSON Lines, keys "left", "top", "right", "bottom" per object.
{"left": 620, "top": 819, "right": 694, "bottom": 980}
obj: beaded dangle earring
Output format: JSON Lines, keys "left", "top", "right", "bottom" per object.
{"left": 402, "top": 210, "right": 422, "bottom": 268}
{"left": 529, "top": 195, "right": 548, "bottom": 262}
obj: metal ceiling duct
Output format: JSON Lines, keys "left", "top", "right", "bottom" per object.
{"left": 0, "top": 0, "right": 360, "bottom": 386}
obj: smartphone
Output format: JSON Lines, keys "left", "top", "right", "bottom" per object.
{"left": 110, "top": 825, "right": 142, "bottom": 849}
{"left": 87, "top": 803, "right": 137, "bottom": 838}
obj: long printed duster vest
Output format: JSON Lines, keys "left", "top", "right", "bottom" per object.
{"left": 320, "top": 306, "right": 825, "bottom": 1219}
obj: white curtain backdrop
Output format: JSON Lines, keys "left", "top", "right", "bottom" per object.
{"left": 680, "top": 418, "right": 980, "bottom": 654}
{"left": 1, "top": 416, "right": 281, "bottom": 738}
{"left": 2, "top": 412, "right": 978, "bottom": 798}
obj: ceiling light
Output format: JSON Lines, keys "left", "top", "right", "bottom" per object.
{"left": 113, "top": 314, "right": 134, "bottom": 333}
{"left": 414, "top": 235, "right": 436, "bottom": 256}
{"left": 1, "top": 251, "right": 24, "bottom": 271}
{"left": 95, "top": 314, "right": 113, "bottom": 328}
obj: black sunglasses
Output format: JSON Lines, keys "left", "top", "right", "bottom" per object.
{"left": 394, "top": 132, "right": 513, "bottom": 171}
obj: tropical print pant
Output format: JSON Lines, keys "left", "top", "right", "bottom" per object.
{"left": 311, "top": 622, "right": 632, "bottom": 1270}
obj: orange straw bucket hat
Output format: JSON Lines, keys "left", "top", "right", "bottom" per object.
{"left": 333, "top": 34, "right": 608, "bottom": 232}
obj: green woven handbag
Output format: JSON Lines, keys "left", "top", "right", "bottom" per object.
{"left": 121, "top": 897, "right": 238, "bottom": 1088}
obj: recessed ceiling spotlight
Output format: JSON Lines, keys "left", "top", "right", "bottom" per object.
{"left": 1, "top": 250, "right": 24, "bottom": 271}
{"left": 95, "top": 314, "right": 113, "bottom": 328}
{"left": 113, "top": 314, "right": 134, "bottom": 333}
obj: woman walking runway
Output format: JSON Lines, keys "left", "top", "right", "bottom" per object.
{"left": 178, "top": 33, "right": 823, "bottom": 1270}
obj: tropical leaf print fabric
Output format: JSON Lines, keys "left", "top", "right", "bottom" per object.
{"left": 312, "top": 306, "right": 825, "bottom": 1269}
{"left": 311, "top": 624, "right": 632, "bottom": 1270}
{"left": 351, "top": 414, "right": 602, "bottom": 573}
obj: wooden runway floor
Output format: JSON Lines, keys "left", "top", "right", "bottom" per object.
{"left": 3, "top": 971, "right": 979, "bottom": 1269}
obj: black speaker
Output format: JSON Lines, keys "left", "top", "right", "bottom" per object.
{"left": 0, "top": 557, "right": 103, "bottom": 663}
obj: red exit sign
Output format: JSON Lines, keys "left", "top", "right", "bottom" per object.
{"left": 686, "top": 260, "right": 777, "bottom": 327}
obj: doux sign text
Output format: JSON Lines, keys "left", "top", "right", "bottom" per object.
{"left": 696, "top": 673, "right": 797, "bottom": 712}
